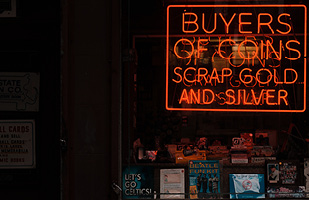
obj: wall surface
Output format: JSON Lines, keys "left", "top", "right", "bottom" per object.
{"left": 0, "top": 1, "right": 61, "bottom": 200}
{"left": 62, "top": 0, "right": 121, "bottom": 199}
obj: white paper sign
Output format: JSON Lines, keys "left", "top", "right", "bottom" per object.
{"left": 0, "top": 120, "right": 35, "bottom": 168}
{"left": 160, "top": 168, "right": 185, "bottom": 199}
{"left": 0, "top": 72, "right": 40, "bottom": 111}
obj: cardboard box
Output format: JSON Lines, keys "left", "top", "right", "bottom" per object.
{"left": 251, "top": 157, "right": 276, "bottom": 164}
{"left": 231, "top": 154, "right": 248, "bottom": 163}
{"left": 251, "top": 146, "right": 274, "bottom": 157}
{"left": 175, "top": 150, "right": 206, "bottom": 164}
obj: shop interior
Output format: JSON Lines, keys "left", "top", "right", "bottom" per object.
{"left": 122, "top": 1, "right": 309, "bottom": 199}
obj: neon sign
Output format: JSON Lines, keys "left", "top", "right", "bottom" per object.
{"left": 166, "top": 5, "right": 307, "bottom": 112}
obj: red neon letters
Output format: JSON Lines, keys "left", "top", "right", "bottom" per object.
{"left": 166, "top": 5, "right": 307, "bottom": 112}
{"left": 182, "top": 12, "right": 292, "bottom": 34}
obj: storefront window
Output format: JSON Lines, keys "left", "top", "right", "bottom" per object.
{"left": 122, "top": 1, "right": 309, "bottom": 199}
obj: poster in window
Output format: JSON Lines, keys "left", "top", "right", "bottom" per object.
{"left": 267, "top": 186, "right": 305, "bottom": 198}
{"left": 267, "top": 160, "right": 299, "bottom": 185}
{"left": 267, "top": 163, "right": 279, "bottom": 183}
{"left": 160, "top": 168, "right": 185, "bottom": 199}
{"left": 229, "top": 174, "right": 265, "bottom": 199}
{"left": 279, "top": 162, "right": 297, "bottom": 184}
{"left": 122, "top": 165, "right": 154, "bottom": 199}
{"left": 266, "top": 161, "right": 301, "bottom": 198}
{"left": 304, "top": 159, "right": 309, "bottom": 197}
{"left": 188, "top": 160, "right": 220, "bottom": 199}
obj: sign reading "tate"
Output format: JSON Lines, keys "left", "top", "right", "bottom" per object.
{"left": 166, "top": 5, "right": 307, "bottom": 112}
